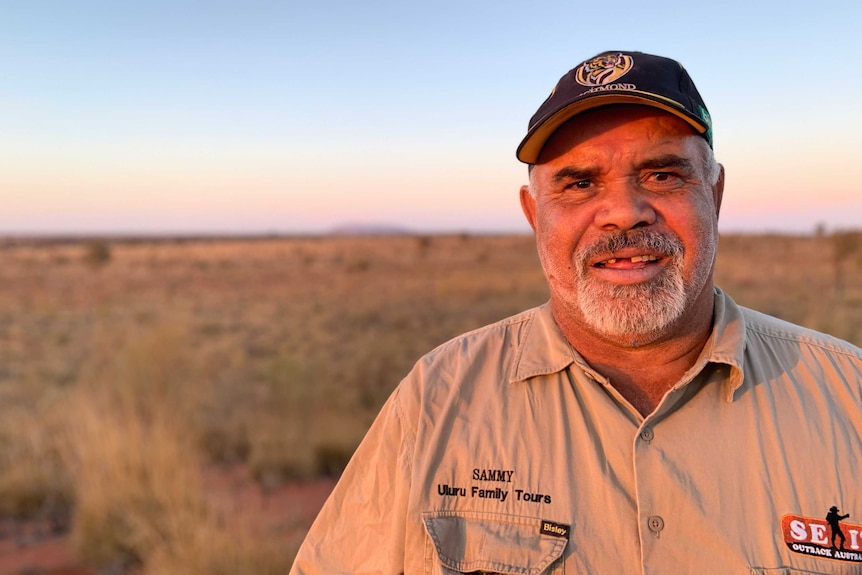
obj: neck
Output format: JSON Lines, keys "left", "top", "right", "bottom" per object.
{"left": 553, "top": 288, "right": 715, "bottom": 417}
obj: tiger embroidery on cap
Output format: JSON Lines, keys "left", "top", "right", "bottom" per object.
{"left": 575, "top": 53, "right": 634, "bottom": 87}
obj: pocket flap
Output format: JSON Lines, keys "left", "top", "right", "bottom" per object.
{"left": 423, "top": 511, "right": 567, "bottom": 574}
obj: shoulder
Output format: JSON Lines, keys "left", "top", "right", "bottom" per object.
{"left": 740, "top": 306, "right": 862, "bottom": 362}
{"left": 391, "top": 304, "right": 549, "bottom": 404}
{"left": 738, "top": 306, "right": 862, "bottom": 397}
{"left": 385, "top": 306, "right": 545, "bottom": 428}
{"left": 417, "top": 305, "right": 542, "bottom": 371}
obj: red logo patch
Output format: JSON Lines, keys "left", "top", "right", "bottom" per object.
{"left": 781, "top": 512, "right": 862, "bottom": 563}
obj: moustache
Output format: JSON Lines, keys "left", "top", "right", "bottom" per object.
{"left": 577, "top": 229, "right": 684, "bottom": 264}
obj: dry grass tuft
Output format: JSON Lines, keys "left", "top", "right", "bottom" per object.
{"left": 64, "top": 387, "right": 206, "bottom": 570}
{"left": 145, "top": 513, "right": 294, "bottom": 575}
{"left": 82, "top": 239, "right": 112, "bottom": 267}
{"left": 0, "top": 405, "right": 72, "bottom": 520}
{"left": 64, "top": 363, "right": 294, "bottom": 573}
{"left": 830, "top": 230, "right": 862, "bottom": 296}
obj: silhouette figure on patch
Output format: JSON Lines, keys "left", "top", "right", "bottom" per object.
{"left": 826, "top": 506, "right": 850, "bottom": 550}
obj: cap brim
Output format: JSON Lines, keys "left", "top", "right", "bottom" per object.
{"left": 516, "top": 93, "right": 709, "bottom": 164}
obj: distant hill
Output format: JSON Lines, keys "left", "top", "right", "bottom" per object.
{"left": 329, "top": 223, "right": 413, "bottom": 236}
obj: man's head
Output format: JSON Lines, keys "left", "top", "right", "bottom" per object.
{"left": 517, "top": 52, "right": 724, "bottom": 348}
{"left": 517, "top": 51, "right": 713, "bottom": 164}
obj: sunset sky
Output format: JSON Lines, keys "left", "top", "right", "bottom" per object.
{"left": 2, "top": 0, "right": 860, "bottom": 235}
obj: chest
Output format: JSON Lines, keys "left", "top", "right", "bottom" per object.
{"left": 407, "top": 370, "right": 862, "bottom": 574}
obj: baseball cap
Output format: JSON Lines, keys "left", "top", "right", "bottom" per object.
{"left": 516, "top": 51, "right": 713, "bottom": 164}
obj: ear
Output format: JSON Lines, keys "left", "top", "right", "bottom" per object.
{"left": 712, "top": 164, "right": 725, "bottom": 217}
{"left": 520, "top": 185, "right": 537, "bottom": 232}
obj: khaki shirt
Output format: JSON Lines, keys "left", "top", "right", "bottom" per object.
{"left": 291, "top": 288, "right": 862, "bottom": 574}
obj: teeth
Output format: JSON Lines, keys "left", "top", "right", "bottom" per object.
{"left": 597, "top": 255, "right": 658, "bottom": 267}
{"left": 630, "top": 255, "right": 658, "bottom": 263}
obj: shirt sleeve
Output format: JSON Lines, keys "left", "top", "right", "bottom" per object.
{"left": 289, "top": 385, "right": 414, "bottom": 574}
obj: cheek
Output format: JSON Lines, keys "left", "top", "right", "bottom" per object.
{"left": 663, "top": 191, "right": 718, "bottom": 234}
{"left": 663, "top": 200, "right": 719, "bottom": 267}
{"left": 536, "top": 202, "right": 589, "bottom": 241}
{"left": 536, "top": 213, "right": 574, "bottom": 255}
{"left": 533, "top": 207, "right": 593, "bottom": 281}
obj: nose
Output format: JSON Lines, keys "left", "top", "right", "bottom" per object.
{"left": 592, "top": 181, "right": 657, "bottom": 231}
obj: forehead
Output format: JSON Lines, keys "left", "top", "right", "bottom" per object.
{"left": 536, "top": 105, "right": 705, "bottom": 166}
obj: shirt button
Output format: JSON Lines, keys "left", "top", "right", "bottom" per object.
{"left": 640, "top": 427, "right": 654, "bottom": 442}
{"left": 647, "top": 515, "right": 665, "bottom": 534}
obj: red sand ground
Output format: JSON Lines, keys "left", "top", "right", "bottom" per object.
{"left": 0, "top": 469, "right": 336, "bottom": 575}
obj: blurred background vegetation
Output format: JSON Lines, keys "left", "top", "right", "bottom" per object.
{"left": 0, "top": 231, "right": 860, "bottom": 573}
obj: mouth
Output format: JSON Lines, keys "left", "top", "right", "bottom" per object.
{"left": 578, "top": 230, "right": 683, "bottom": 282}
{"left": 592, "top": 253, "right": 662, "bottom": 269}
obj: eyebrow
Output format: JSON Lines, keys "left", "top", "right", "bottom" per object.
{"left": 550, "top": 154, "right": 696, "bottom": 184}
{"left": 635, "top": 154, "right": 694, "bottom": 172}
{"left": 551, "top": 166, "right": 599, "bottom": 184}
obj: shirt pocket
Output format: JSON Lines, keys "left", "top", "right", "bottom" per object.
{"left": 423, "top": 510, "right": 567, "bottom": 575}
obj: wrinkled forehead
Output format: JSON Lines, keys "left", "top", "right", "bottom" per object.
{"left": 536, "top": 105, "right": 706, "bottom": 165}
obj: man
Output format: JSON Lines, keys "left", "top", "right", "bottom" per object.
{"left": 826, "top": 506, "right": 850, "bottom": 550}
{"left": 291, "top": 51, "right": 862, "bottom": 573}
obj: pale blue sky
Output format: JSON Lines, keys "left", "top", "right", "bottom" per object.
{"left": 1, "top": 0, "right": 860, "bottom": 234}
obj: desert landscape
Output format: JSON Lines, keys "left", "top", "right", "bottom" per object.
{"left": 0, "top": 231, "right": 860, "bottom": 574}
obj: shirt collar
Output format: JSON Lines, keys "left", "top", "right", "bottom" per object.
{"left": 509, "top": 303, "right": 580, "bottom": 383}
{"left": 509, "top": 288, "right": 748, "bottom": 401}
{"left": 706, "top": 287, "right": 747, "bottom": 401}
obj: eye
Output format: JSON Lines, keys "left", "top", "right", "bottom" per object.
{"left": 557, "top": 176, "right": 599, "bottom": 201}
{"left": 644, "top": 171, "right": 685, "bottom": 190}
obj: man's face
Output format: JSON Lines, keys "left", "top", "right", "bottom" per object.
{"left": 520, "top": 105, "right": 724, "bottom": 347}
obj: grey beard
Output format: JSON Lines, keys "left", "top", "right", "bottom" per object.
{"left": 574, "top": 230, "right": 686, "bottom": 341}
